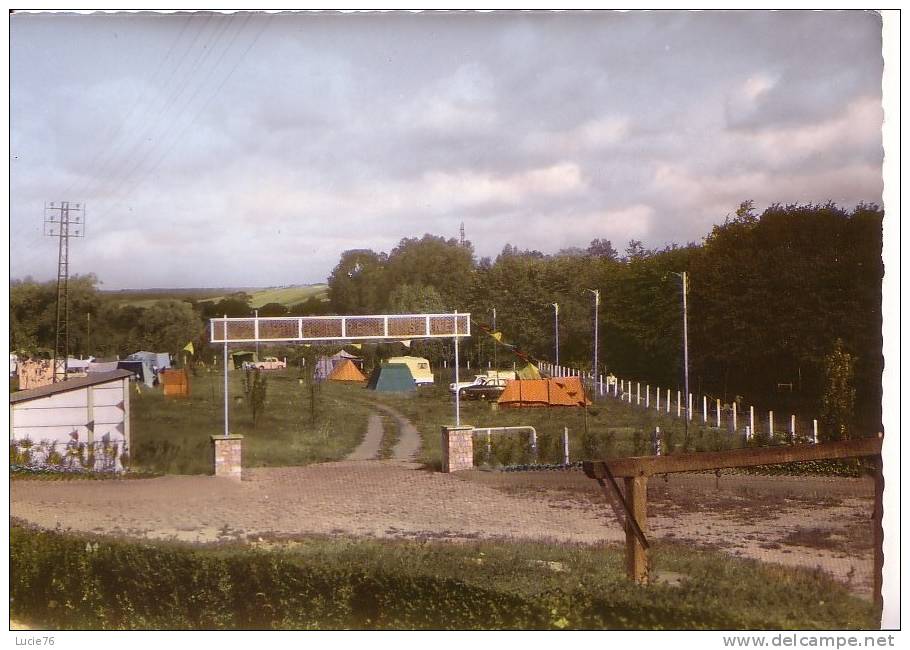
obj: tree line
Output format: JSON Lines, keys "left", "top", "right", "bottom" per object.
{"left": 9, "top": 201, "right": 883, "bottom": 435}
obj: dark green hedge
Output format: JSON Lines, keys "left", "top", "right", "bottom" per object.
{"left": 10, "top": 524, "right": 877, "bottom": 630}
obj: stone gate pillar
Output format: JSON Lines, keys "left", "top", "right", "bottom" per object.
{"left": 211, "top": 434, "right": 243, "bottom": 479}
{"left": 441, "top": 425, "right": 474, "bottom": 472}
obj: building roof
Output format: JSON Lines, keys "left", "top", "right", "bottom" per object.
{"left": 10, "top": 370, "right": 133, "bottom": 405}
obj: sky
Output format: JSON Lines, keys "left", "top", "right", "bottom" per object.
{"left": 9, "top": 10, "right": 885, "bottom": 289}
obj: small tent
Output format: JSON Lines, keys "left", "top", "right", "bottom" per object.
{"left": 315, "top": 350, "right": 362, "bottom": 381}
{"left": 327, "top": 359, "right": 367, "bottom": 383}
{"left": 516, "top": 362, "right": 542, "bottom": 380}
{"left": 161, "top": 368, "right": 190, "bottom": 397}
{"left": 366, "top": 363, "right": 416, "bottom": 392}
{"left": 497, "top": 377, "right": 590, "bottom": 408}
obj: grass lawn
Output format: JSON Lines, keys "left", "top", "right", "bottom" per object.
{"left": 365, "top": 383, "right": 745, "bottom": 469}
{"left": 130, "top": 369, "right": 373, "bottom": 474}
{"left": 10, "top": 523, "right": 878, "bottom": 630}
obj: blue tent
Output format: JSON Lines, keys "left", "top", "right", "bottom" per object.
{"left": 365, "top": 363, "right": 415, "bottom": 392}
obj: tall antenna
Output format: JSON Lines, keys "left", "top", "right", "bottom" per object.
{"left": 44, "top": 201, "right": 85, "bottom": 382}
{"left": 460, "top": 221, "right": 465, "bottom": 247}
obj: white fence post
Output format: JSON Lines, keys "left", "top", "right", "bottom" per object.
{"left": 645, "top": 384, "right": 650, "bottom": 408}
{"left": 750, "top": 405, "right": 755, "bottom": 436}
{"left": 636, "top": 382, "right": 641, "bottom": 406}
{"left": 676, "top": 390, "right": 681, "bottom": 417}
{"left": 653, "top": 426, "right": 661, "bottom": 456}
{"left": 733, "top": 402, "right": 738, "bottom": 433}
{"left": 790, "top": 414, "right": 796, "bottom": 441}
{"left": 656, "top": 387, "right": 661, "bottom": 411}
{"left": 746, "top": 425, "right": 752, "bottom": 441}
{"left": 666, "top": 389, "right": 671, "bottom": 414}
{"left": 563, "top": 426, "right": 570, "bottom": 465}
{"left": 688, "top": 393, "right": 693, "bottom": 421}
{"left": 703, "top": 395, "right": 708, "bottom": 423}
{"left": 813, "top": 419, "right": 818, "bottom": 444}
{"left": 716, "top": 399, "right": 721, "bottom": 428}
{"left": 769, "top": 410, "right": 774, "bottom": 437}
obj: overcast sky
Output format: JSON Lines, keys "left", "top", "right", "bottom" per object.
{"left": 10, "top": 10, "right": 885, "bottom": 289}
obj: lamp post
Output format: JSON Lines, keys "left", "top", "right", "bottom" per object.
{"left": 670, "top": 272, "right": 690, "bottom": 446}
{"left": 585, "top": 289, "right": 600, "bottom": 380}
{"left": 492, "top": 307, "right": 497, "bottom": 375}
{"left": 551, "top": 302, "right": 559, "bottom": 367}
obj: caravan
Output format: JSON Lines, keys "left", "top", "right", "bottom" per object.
{"left": 386, "top": 356, "right": 434, "bottom": 386}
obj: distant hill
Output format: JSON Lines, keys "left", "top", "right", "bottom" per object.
{"left": 103, "top": 284, "right": 329, "bottom": 309}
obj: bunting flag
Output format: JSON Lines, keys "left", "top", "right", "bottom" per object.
{"left": 471, "top": 318, "right": 541, "bottom": 367}
{"left": 350, "top": 343, "right": 362, "bottom": 350}
{"left": 183, "top": 341, "right": 195, "bottom": 355}
{"left": 400, "top": 340, "right": 411, "bottom": 348}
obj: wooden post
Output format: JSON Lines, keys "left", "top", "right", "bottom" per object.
{"left": 624, "top": 476, "right": 649, "bottom": 584}
{"left": 873, "top": 451, "right": 884, "bottom": 617}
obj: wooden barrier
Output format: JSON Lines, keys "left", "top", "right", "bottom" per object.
{"left": 582, "top": 435, "right": 884, "bottom": 611}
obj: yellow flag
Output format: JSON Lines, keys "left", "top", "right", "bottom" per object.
{"left": 350, "top": 343, "right": 362, "bottom": 350}
{"left": 183, "top": 341, "right": 195, "bottom": 355}
{"left": 492, "top": 331, "right": 503, "bottom": 342}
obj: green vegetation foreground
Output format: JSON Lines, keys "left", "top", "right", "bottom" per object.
{"left": 10, "top": 522, "right": 877, "bottom": 630}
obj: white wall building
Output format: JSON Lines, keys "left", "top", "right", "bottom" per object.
{"left": 9, "top": 370, "right": 132, "bottom": 459}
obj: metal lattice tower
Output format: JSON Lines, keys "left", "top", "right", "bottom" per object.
{"left": 44, "top": 201, "right": 85, "bottom": 382}
{"left": 460, "top": 221, "right": 465, "bottom": 247}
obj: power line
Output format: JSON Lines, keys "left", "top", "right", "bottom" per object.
{"left": 91, "top": 14, "right": 269, "bottom": 229}
{"left": 43, "top": 200, "right": 85, "bottom": 382}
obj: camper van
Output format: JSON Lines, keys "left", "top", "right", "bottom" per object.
{"left": 386, "top": 356, "right": 434, "bottom": 386}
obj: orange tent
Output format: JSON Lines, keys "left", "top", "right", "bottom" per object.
{"left": 497, "top": 377, "right": 590, "bottom": 408}
{"left": 161, "top": 368, "right": 190, "bottom": 397}
{"left": 327, "top": 359, "right": 367, "bottom": 382}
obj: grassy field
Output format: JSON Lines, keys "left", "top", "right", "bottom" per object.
{"left": 103, "top": 284, "right": 329, "bottom": 310}
{"left": 129, "top": 369, "right": 748, "bottom": 474}
{"left": 10, "top": 522, "right": 878, "bottom": 630}
{"left": 130, "top": 369, "right": 373, "bottom": 474}
{"left": 200, "top": 284, "right": 329, "bottom": 308}
{"left": 366, "top": 383, "right": 744, "bottom": 469}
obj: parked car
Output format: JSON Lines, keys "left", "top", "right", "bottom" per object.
{"left": 458, "top": 381, "right": 507, "bottom": 401}
{"left": 243, "top": 356, "right": 287, "bottom": 370}
{"left": 449, "top": 374, "right": 489, "bottom": 394}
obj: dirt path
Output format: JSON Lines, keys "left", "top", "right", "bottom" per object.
{"left": 346, "top": 413, "right": 385, "bottom": 461}
{"left": 10, "top": 465, "right": 875, "bottom": 599}
{"left": 369, "top": 402, "right": 421, "bottom": 461}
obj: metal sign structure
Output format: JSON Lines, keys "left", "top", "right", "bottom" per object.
{"left": 210, "top": 312, "right": 472, "bottom": 437}
{"left": 210, "top": 313, "right": 470, "bottom": 344}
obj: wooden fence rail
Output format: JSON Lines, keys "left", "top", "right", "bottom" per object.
{"left": 582, "top": 435, "right": 884, "bottom": 613}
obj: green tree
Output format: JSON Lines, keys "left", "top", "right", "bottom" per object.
{"left": 327, "top": 249, "right": 388, "bottom": 314}
{"left": 820, "top": 339, "right": 857, "bottom": 441}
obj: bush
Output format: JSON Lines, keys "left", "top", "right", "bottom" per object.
{"left": 10, "top": 523, "right": 877, "bottom": 631}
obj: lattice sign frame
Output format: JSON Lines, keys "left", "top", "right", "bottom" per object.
{"left": 210, "top": 313, "right": 471, "bottom": 343}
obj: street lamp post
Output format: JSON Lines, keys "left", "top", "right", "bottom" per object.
{"left": 492, "top": 307, "right": 497, "bottom": 375}
{"left": 585, "top": 289, "right": 600, "bottom": 381}
{"left": 670, "top": 272, "right": 690, "bottom": 446}
{"left": 552, "top": 302, "right": 559, "bottom": 367}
